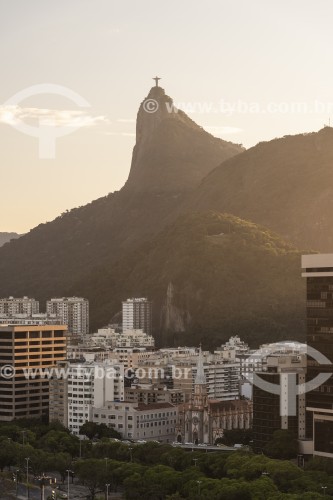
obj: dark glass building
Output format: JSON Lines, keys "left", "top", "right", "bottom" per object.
{"left": 302, "top": 254, "right": 333, "bottom": 458}
{"left": 253, "top": 356, "right": 306, "bottom": 453}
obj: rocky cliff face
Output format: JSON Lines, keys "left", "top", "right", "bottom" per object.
{"left": 160, "top": 282, "right": 191, "bottom": 334}
{"left": 124, "top": 86, "right": 244, "bottom": 193}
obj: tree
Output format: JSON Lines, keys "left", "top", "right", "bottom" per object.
{"left": 79, "top": 421, "right": 121, "bottom": 441}
{"left": 38, "top": 430, "right": 79, "bottom": 456}
{"left": 224, "top": 453, "right": 269, "bottom": 480}
{"left": 166, "top": 494, "right": 183, "bottom": 500}
{"left": 74, "top": 459, "right": 104, "bottom": 500}
{"left": 0, "top": 438, "right": 17, "bottom": 471}
{"left": 142, "top": 465, "right": 181, "bottom": 499}
{"left": 123, "top": 472, "right": 147, "bottom": 499}
{"left": 50, "top": 452, "right": 72, "bottom": 483}
{"left": 79, "top": 422, "right": 98, "bottom": 440}
{"left": 248, "top": 476, "right": 278, "bottom": 499}
{"left": 266, "top": 460, "right": 303, "bottom": 492}
{"left": 28, "top": 449, "right": 54, "bottom": 476}
{"left": 215, "top": 429, "right": 253, "bottom": 447}
{"left": 264, "top": 430, "right": 298, "bottom": 459}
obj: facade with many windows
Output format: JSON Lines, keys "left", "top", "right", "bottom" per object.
{"left": 0, "top": 297, "right": 39, "bottom": 316}
{"left": 92, "top": 401, "right": 178, "bottom": 442}
{"left": 124, "top": 384, "right": 185, "bottom": 405}
{"left": 302, "top": 254, "right": 333, "bottom": 458}
{"left": 122, "top": 298, "right": 152, "bottom": 335}
{"left": 46, "top": 297, "right": 89, "bottom": 338}
{"left": 50, "top": 360, "right": 125, "bottom": 435}
{"left": 0, "top": 325, "right": 67, "bottom": 421}
{"left": 252, "top": 354, "right": 306, "bottom": 453}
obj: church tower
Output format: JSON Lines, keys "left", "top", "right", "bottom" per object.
{"left": 192, "top": 344, "right": 208, "bottom": 409}
{"left": 187, "top": 345, "right": 209, "bottom": 444}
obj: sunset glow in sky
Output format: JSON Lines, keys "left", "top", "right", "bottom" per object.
{"left": 1, "top": 0, "right": 333, "bottom": 232}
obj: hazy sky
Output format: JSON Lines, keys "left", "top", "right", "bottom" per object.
{"left": 1, "top": 0, "right": 333, "bottom": 232}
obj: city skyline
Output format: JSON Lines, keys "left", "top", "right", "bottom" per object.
{"left": 1, "top": 2, "right": 333, "bottom": 496}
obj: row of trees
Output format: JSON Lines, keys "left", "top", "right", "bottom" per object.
{"left": 0, "top": 420, "right": 332, "bottom": 499}
{"left": 72, "top": 451, "right": 333, "bottom": 499}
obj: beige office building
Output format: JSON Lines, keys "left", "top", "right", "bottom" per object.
{"left": 0, "top": 325, "right": 67, "bottom": 421}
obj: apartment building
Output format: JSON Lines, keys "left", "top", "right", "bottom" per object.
{"left": 138, "top": 350, "right": 242, "bottom": 401}
{"left": 122, "top": 298, "right": 152, "bottom": 335}
{"left": 50, "top": 360, "right": 125, "bottom": 436}
{"left": 0, "top": 313, "right": 62, "bottom": 327}
{"left": 47, "top": 297, "right": 89, "bottom": 337}
{"left": 108, "top": 348, "right": 153, "bottom": 369}
{"left": 88, "top": 328, "right": 155, "bottom": 349}
{"left": 0, "top": 297, "right": 39, "bottom": 316}
{"left": 125, "top": 384, "right": 185, "bottom": 405}
{"left": 0, "top": 325, "right": 67, "bottom": 421}
{"left": 49, "top": 360, "right": 68, "bottom": 427}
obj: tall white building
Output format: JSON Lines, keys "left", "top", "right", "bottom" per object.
{"left": 122, "top": 298, "right": 152, "bottom": 335}
{"left": 0, "top": 297, "right": 39, "bottom": 315}
{"left": 47, "top": 297, "right": 89, "bottom": 337}
{"left": 50, "top": 360, "right": 125, "bottom": 436}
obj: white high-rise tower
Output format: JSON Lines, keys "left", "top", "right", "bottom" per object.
{"left": 122, "top": 298, "right": 152, "bottom": 334}
{"left": 46, "top": 297, "right": 89, "bottom": 337}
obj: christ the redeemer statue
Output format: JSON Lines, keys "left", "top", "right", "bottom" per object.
{"left": 153, "top": 76, "right": 161, "bottom": 87}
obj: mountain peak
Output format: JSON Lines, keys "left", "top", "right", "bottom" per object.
{"left": 147, "top": 85, "right": 167, "bottom": 98}
{"left": 124, "top": 85, "right": 244, "bottom": 193}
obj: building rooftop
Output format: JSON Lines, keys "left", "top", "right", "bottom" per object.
{"left": 134, "top": 402, "right": 176, "bottom": 411}
{"left": 302, "top": 253, "right": 333, "bottom": 277}
{"left": 0, "top": 324, "right": 67, "bottom": 331}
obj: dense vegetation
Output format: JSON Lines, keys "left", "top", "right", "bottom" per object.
{"left": 191, "top": 127, "right": 333, "bottom": 252}
{"left": 74, "top": 211, "right": 305, "bottom": 348}
{"left": 0, "top": 420, "right": 332, "bottom": 499}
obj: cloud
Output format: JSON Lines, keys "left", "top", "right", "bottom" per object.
{"left": 203, "top": 125, "right": 242, "bottom": 136}
{"left": 0, "top": 105, "right": 109, "bottom": 128}
{"left": 117, "top": 118, "right": 136, "bottom": 123}
{"left": 104, "top": 131, "right": 135, "bottom": 138}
